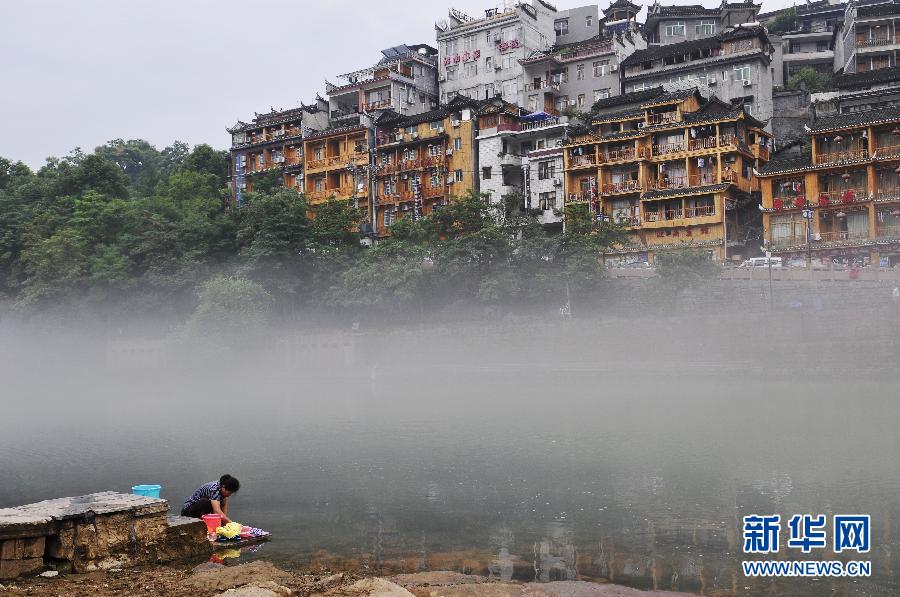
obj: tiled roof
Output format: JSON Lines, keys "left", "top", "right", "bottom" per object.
{"left": 601, "top": 129, "right": 646, "bottom": 140}
{"left": 622, "top": 37, "right": 721, "bottom": 66}
{"left": 622, "top": 25, "right": 767, "bottom": 67}
{"left": 651, "top": 4, "right": 719, "bottom": 18}
{"left": 808, "top": 105, "right": 900, "bottom": 132}
{"left": 604, "top": 0, "right": 640, "bottom": 12}
{"left": 858, "top": 1, "right": 900, "bottom": 18}
{"left": 757, "top": 153, "right": 813, "bottom": 175}
{"left": 592, "top": 109, "right": 644, "bottom": 123}
{"left": 641, "top": 183, "right": 730, "bottom": 200}
{"left": 591, "top": 87, "right": 667, "bottom": 112}
{"left": 833, "top": 66, "right": 900, "bottom": 89}
{"left": 303, "top": 124, "right": 367, "bottom": 141}
{"left": 796, "top": 0, "right": 845, "bottom": 15}
{"left": 640, "top": 88, "right": 698, "bottom": 107}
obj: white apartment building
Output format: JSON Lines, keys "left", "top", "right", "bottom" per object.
{"left": 435, "top": 1, "right": 598, "bottom": 107}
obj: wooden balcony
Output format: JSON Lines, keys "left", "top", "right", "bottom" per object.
{"left": 816, "top": 188, "right": 868, "bottom": 205}
{"left": 647, "top": 112, "right": 679, "bottom": 126}
{"left": 875, "top": 144, "right": 900, "bottom": 159}
{"left": 814, "top": 148, "right": 869, "bottom": 166}
{"left": 652, "top": 142, "right": 685, "bottom": 157}
{"left": 858, "top": 36, "right": 898, "bottom": 47}
{"left": 649, "top": 175, "right": 688, "bottom": 190}
{"left": 362, "top": 99, "right": 392, "bottom": 111}
{"left": 877, "top": 224, "right": 900, "bottom": 238}
{"left": 817, "top": 230, "right": 870, "bottom": 243}
{"left": 644, "top": 205, "right": 716, "bottom": 225}
{"left": 875, "top": 187, "right": 900, "bottom": 201}
{"left": 687, "top": 136, "right": 718, "bottom": 151}
{"left": 568, "top": 154, "right": 597, "bottom": 169}
{"left": 603, "top": 148, "right": 638, "bottom": 162}
{"left": 688, "top": 173, "right": 720, "bottom": 186}
{"left": 603, "top": 180, "right": 642, "bottom": 194}
{"left": 567, "top": 192, "right": 593, "bottom": 203}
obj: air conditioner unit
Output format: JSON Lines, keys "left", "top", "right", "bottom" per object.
{"left": 611, "top": 64, "right": 619, "bottom": 72}
{"left": 438, "top": 126, "right": 445, "bottom": 133}
{"left": 553, "top": 178, "right": 562, "bottom": 186}
{"left": 637, "top": 122, "right": 647, "bottom": 129}
{"left": 707, "top": 77, "right": 717, "bottom": 86}
{"left": 568, "top": 100, "right": 577, "bottom": 106}
{"left": 438, "top": 75, "right": 446, "bottom": 82}
{"left": 452, "top": 120, "right": 462, "bottom": 127}
{"left": 495, "top": 64, "right": 502, "bottom": 70}
{"left": 742, "top": 79, "right": 752, "bottom": 87}
{"left": 446, "top": 149, "right": 454, "bottom": 156}
{"left": 494, "top": 34, "right": 502, "bottom": 43}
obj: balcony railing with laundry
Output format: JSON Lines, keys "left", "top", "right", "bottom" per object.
{"left": 568, "top": 154, "right": 598, "bottom": 168}
{"left": 647, "top": 112, "right": 680, "bottom": 126}
{"left": 652, "top": 142, "right": 685, "bottom": 157}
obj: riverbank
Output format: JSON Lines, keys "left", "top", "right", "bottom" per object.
{"left": 0, "top": 561, "right": 693, "bottom": 597}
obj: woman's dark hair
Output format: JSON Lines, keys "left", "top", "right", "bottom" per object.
{"left": 219, "top": 474, "right": 240, "bottom": 493}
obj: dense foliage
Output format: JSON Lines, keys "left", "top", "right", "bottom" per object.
{"left": 767, "top": 8, "right": 798, "bottom": 35}
{"left": 786, "top": 67, "right": 833, "bottom": 93}
{"left": 0, "top": 140, "right": 626, "bottom": 323}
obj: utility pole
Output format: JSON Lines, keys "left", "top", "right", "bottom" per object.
{"left": 803, "top": 207, "right": 813, "bottom": 269}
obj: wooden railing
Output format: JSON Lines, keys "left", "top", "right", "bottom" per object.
{"left": 603, "top": 180, "right": 642, "bottom": 193}
{"left": 818, "top": 230, "right": 869, "bottom": 242}
{"left": 876, "top": 144, "right": 900, "bottom": 159}
{"left": 648, "top": 112, "right": 679, "bottom": 126}
{"left": 877, "top": 224, "right": 900, "bottom": 238}
{"left": 568, "top": 192, "right": 593, "bottom": 202}
{"left": 719, "top": 134, "right": 739, "bottom": 147}
{"left": 687, "top": 137, "right": 718, "bottom": 151}
{"left": 817, "top": 188, "right": 868, "bottom": 204}
{"left": 569, "top": 154, "right": 597, "bottom": 168}
{"left": 814, "top": 148, "right": 869, "bottom": 165}
{"left": 858, "top": 36, "right": 895, "bottom": 47}
{"left": 604, "top": 148, "right": 637, "bottom": 162}
{"left": 652, "top": 143, "right": 685, "bottom": 156}
{"left": 645, "top": 205, "right": 715, "bottom": 222}
{"left": 876, "top": 187, "right": 900, "bottom": 201}
{"left": 689, "top": 173, "right": 719, "bottom": 186}
{"left": 362, "top": 99, "right": 392, "bottom": 111}
{"left": 684, "top": 205, "right": 716, "bottom": 218}
{"left": 650, "top": 176, "right": 688, "bottom": 189}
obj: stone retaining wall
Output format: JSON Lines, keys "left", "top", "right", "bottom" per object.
{"left": 0, "top": 492, "right": 209, "bottom": 579}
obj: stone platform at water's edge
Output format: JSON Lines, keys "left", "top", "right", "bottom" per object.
{"left": 0, "top": 492, "right": 210, "bottom": 579}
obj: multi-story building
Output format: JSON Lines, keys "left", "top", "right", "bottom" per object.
{"left": 227, "top": 100, "right": 330, "bottom": 202}
{"left": 434, "top": 2, "right": 597, "bottom": 107}
{"left": 779, "top": 0, "right": 845, "bottom": 81}
{"left": 519, "top": 33, "right": 645, "bottom": 115}
{"left": 326, "top": 44, "right": 440, "bottom": 128}
{"left": 758, "top": 104, "right": 900, "bottom": 266}
{"left": 838, "top": 0, "right": 900, "bottom": 74}
{"left": 302, "top": 125, "right": 371, "bottom": 217}
{"left": 476, "top": 97, "right": 571, "bottom": 227}
{"left": 563, "top": 86, "right": 772, "bottom": 264}
{"left": 621, "top": 25, "right": 777, "bottom": 123}
{"left": 371, "top": 96, "right": 481, "bottom": 236}
{"left": 644, "top": 1, "right": 762, "bottom": 45}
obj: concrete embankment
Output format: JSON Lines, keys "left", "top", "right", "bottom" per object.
{"left": 1, "top": 562, "right": 695, "bottom": 597}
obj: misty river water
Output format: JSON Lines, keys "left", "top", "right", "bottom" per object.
{"left": 2, "top": 368, "right": 898, "bottom": 596}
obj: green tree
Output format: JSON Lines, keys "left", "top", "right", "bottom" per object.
{"left": 186, "top": 275, "right": 272, "bottom": 341}
{"left": 310, "top": 198, "right": 364, "bottom": 247}
{"left": 654, "top": 250, "right": 720, "bottom": 289}
{"left": 767, "top": 8, "right": 798, "bottom": 34}
{"left": 787, "top": 67, "right": 832, "bottom": 93}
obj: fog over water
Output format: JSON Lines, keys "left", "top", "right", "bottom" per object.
{"left": 2, "top": 303, "right": 898, "bottom": 596}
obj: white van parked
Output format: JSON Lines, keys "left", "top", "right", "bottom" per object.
{"left": 739, "top": 257, "right": 783, "bottom": 268}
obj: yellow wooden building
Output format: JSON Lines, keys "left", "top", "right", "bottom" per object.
{"left": 758, "top": 106, "right": 900, "bottom": 267}
{"left": 372, "top": 97, "right": 480, "bottom": 236}
{"left": 563, "top": 87, "right": 771, "bottom": 264}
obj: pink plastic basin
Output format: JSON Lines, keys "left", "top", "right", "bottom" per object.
{"left": 202, "top": 514, "right": 223, "bottom": 534}
{"left": 240, "top": 525, "right": 252, "bottom": 538}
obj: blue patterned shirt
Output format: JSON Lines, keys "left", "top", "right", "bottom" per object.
{"left": 183, "top": 481, "right": 222, "bottom": 511}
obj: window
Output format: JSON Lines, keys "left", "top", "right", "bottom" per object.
{"left": 586, "top": 15, "right": 593, "bottom": 28}
{"left": 314, "top": 147, "right": 323, "bottom": 160}
{"left": 539, "top": 191, "right": 557, "bottom": 210}
{"left": 538, "top": 161, "right": 555, "bottom": 180}
{"left": 502, "top": 80, "right": 517, "bottom": 101}
{"left": 429, "top": 144, "right": 441, "bottom": 157}
{"left": 733, "top": 64, "right": 750, "bottom": 82}
{"left": 430, "top": 121, "right": 442, "bottom": 130}
{"left": 315, "top": 178, "right": 324, "bottom": 192}
{"left": 485, "top": 56, "right": 493, "bottom": 71}
{"left": 454, "top": 137, "right": 462, "bottom": 150}
{"left": 632, "top": 83, "right": 647, "bottom": 92}
{"left": 502, "top": 55, "right": 514, "bottom": 69}
{"left": 454, "top": 169, "right": 464, "bottom": 182}
{"left": 384, "top": 178, "right": 395, "bottom": 195}
{"left": 696, "top": 20, "right": 715, "bottom": 35}
{"left": 482, "top": 166, "right": 492, "bottom": 179}
{"left": 257, "top": 155, "right": 265, "bottom": 166}
{"left": 485, "top": 83, "right": 495, "bottom": 99}
{"left": 593, "top": 60, "right": 609, "bottom": 77}
{"left": 384, "top": 209, "right": 396, "bottom": 227}
{"left": 554, "top": 19, "right": 569, "bottom": 36}
{"left": 594, "top": 89, "right": 610, "bottom": 101}
{"left": 555, "top": 95, "right": 568, "bottom": 111}
{"left": 743, "top": 100, "right": 753, "bottom": 115}
{"left": 528, "top": 94, "right": 538, "bottom": 111}
{"left": 465, "top": 62, "right": 478, "bottom": 77}
{"left": 447, "top": 67, "right": 457, "bottom": 81}
{"left": 665, "top": 22, "right": 685, "bottom": 37}
{"left": 536, "top": 139, "right": 546, "bottom": 149}
{"left": 576, "top": 64, "right": 585, "bottom": 80}
{"left": 577, "top": 94, "right": 586, "bottom": 108}
{"left": 501, "top": 26, "right": 521, "bottom": 42}
{"left": 486, "top": 30, "right": 492, "bottom": 43}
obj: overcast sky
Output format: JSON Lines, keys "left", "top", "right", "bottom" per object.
{"left": 1, "top": 0, "right": 797, "bottom": 168}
